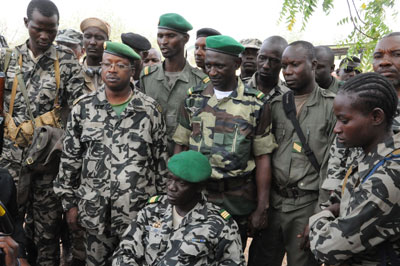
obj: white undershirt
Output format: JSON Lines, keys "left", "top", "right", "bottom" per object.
{"left": 214, "top": 88, "right": 232, "bottom": 100}
{"left": 172, "top": 206, "right": 184, "bottom": 229}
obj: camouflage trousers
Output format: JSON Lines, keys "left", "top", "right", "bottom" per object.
{"left": 85, "top": 228, "right": 119, "bottom": 266}
{"left": 248, "top": 202, "right": 319, "bottom": 266}
{"left": 25, "top": 175, "right": 63, "bottom": 266}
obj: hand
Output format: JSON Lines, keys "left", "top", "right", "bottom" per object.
{"left": 297, "top": 225, "right": 310, "bottom": 250}
{"left": 248, "top": 208, "right": 268, "bottom": 237}
{"left": 326, "top": 203, "right": 340, "bottom": 217}
{"left": 66, "top": 207, "right": 80, "bottom": 231}
{"left": 0, "top": 235, "right": 19, "bottom": 266}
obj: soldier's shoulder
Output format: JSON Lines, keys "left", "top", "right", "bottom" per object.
{"left": 244, "top": 85, "right": 267, "bottom": 101}
{"left": 73, "top": 92, "right": 93, "bottom": 106}
{"left": 141, "top": 64, "right": 160, "bottom": 78}
{"left": 135, "top": 90, "right": 164, "bottom": 113}
{"left": 319, "top": 87, "right": 336, "bottom": 99}
{"left": 190, "top": 66, "right": 208, "bottom": 79}
{"left": 55, "top": 45, "right": 77, "bottom": 59}
{"left": 146, "top": 195, "right": 168, "bottom": 207}
{"left": 187, "top": 82, "right": 208, "bottom": 96}
{"left": 207, "top": 202, "right": 233, "bottom": 222}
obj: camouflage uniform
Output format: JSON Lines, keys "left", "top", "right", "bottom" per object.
{"left": 309, "top": 133, "right": 400, "bottom": 266}
{"left": 246, "top": 72, "right": 289, "bottom": 103}
{"left": 322, "top": 102, "right": 400, "bottom": 193}
{"left": 0, "top": 41, "right": 84, "bottom": 266}
{"left": 173, "top": 79, "right": 277, "bottom": 244}
{"left": 249, "top": 86, "right": 336, "bottom": 266}
{"left": 140, "top": 61, "right": 208, "bottom": 155}
{"left": 82, "top": 57, "right": 103, "bottom": 93}
{"left": 54, "top": 84, "right": 168, "bottom": 266}
{"left": 112, "top": 194, "right": 245, "bottom": 266}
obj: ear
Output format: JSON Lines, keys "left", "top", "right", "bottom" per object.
{"left": 311, "top": 59, "right": 317, "bottom": 71}
{"left": 330, "top": 64, "right": 335, "bottom": 73}
{"left": 182, "top": 33, "right": 189, "bottom": 45}
{"left": 24, "top": 17, "right": 29, "bottom": 28}
{"left": 234, "top": 57, "right": 242, "bottom": 70}
{"left": 370, "top": 107, "right": 386, "bottom": 126}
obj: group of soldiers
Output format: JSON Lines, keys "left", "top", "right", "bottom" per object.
{"left": 0, "top": 0, "right": 400, "bottom": 266}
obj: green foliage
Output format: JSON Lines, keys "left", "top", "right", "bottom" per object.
{"left": 279, "top": 0, "right": 397, "bottom": 70}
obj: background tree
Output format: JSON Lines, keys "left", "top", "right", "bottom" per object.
{"left": 279, "top": 0, "right": 397, "bottom": 70}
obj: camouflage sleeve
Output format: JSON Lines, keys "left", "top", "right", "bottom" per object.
{"left": 172, "top": 101, "right": 191, "bottom": 147}
{"left": 112, "top": 208, "right": 147, "bottom": 266}
{"left": 309, "top": 168, "right": 400, "bottom": 265}
{"left": 150, "top": 104, "right": 168, "bottom": 194}
{"left": 53, "top": 103, "right": 84, "bottom": 210}
{"left": 216, "top": 220, "right": 246, "bottom": 266}
{"left": 59, "top": 51, "right": 85, "bottom": 107}
{"left": 253, "top": 102, "right": 278, "bottom": 156}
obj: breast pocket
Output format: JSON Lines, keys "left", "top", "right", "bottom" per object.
{"left": 274, "top": 122, "right": 286, "bottom": 144}
{"left": 178, "top": 235, "right": 210, "bottom": 263}
{"left": 80, "top": 125, "right": 104, "bottom": 160}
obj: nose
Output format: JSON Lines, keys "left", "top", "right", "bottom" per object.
{"left": 333, "top": 121, "right": 342, "bottom": 134}
{"left": 208, "top": 66, "right": 217, "bottom": 77}
{"left": 379, "top": 54, "right": 393, "bottom": 67}
{"left": 89, "top": 37, "right": 96, "bottom": 45}
{"left": 262, "top": 59, "right": 271, "bottom": 69}
{"left": 39, "top": 31, "right": 50, "bottom": 41}
{"left": 167, "top": 179, "right": 177, "bottom": 191}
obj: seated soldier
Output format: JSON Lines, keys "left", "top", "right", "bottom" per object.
{"left": 112, "top": 150, "right": 245, "bottom": 266}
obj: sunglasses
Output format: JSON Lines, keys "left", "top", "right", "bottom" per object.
{"left": 343, "top": 66, "right": 361, "bottom": 74}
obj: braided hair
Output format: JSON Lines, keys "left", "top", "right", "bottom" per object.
{"left": 339, "top": 72, "right": 398, "bottom": 129}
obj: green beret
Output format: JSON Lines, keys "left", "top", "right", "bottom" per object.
{"left": 206, "top": 35, "right": 245, "bottom": 56}
{"left": 168, "top": 151, "right": 211, "bottom": 183}
{"left": 103, "top": 41, "right": 141, "bottom": 61}
{"left": 158, "top": 13, "right": 193, "bottom": 34}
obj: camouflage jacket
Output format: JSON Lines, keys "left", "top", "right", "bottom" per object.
{"left": 322, "top": 102, "right": 400, "bottom": 193}
{"left": 270, "top": 86, "right": 336, "bottom": 212}
{"left": 309, "top": 133, "right": 400, "bottom": 266}
{"left": 172, "top": 79, "right": 277, "bottom": 179}
{"left": 246, "top": 72, "right": 289, "bottom": 103}
{"left": 112, "top": 194, "right": 245, "bottom": 266}
{"left": 0, "top": 41, "right": 84, "bottom": 165}
{"left": 140, "top": 61, "right": 208, "bottom": 151}
{"left": 53, "top": 85, "right": 168, "bottom": 235}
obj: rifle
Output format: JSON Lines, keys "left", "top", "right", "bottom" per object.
{"left": 0, "top": 200, "right": 14, "bottom": 265}
{"left": 0, "top": 72, "right": 4, "bottom": 155}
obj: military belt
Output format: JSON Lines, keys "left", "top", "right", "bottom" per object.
{"left": 206, "top": 175, "right": 252, "bottom": 192}
{"left": 272, "top": 182, "right": 316, "bottom": 198}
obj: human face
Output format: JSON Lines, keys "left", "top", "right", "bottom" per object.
{"left": 194, "top": 37, "right": 207, "bottom": 69}
{"left": 167, "top": 173, "right": 199, "bottom": 207}
{"left": 101, "top": 53, "right": 133, "bottom": 92}
{"left": 315, "top": 53, "right": 334, "bottom": 87}
{"left": 157, "top": 29, "right": 187, "bottom": 59}
{"left": 337, "top": 61, "right": 361, "bottom": 81}
{"left": 205, "top": 50, "right": 241, "bottom": 91}
{"left": 240, "top": 48, "right": 258, "bottom": 76}
{"left": 373, "top": 36, "right": 400, "bottom": 90}
{"left": 83, "top": 27, "right": 108, "bottom": 59}
{"left": 333, "top": 93, "right": 374, "bottom": 150}
{"left": 257, "top": 44, "right": 283, "bottom": 82}
{"left": 281, "top": 45, "right": 316, "bottom": 93}
{"left": 143, "top": 49, "right": 161, "bottom": 67}
{"left": 24, "top": 9, "right": 58, "bottom": 54}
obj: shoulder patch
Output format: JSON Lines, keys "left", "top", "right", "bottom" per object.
{"left": 155, "top": 103, "right": 163, "bottom": 113}
{"left": 147, "top": 195, "right": 161, "bottom": 204}
{"left": 187, "top": 83, "right": 206, "bottom": 95}
{"left": 73, "top": 93, "right": 90, "bottom": 106}
{"left": 244, "top": 86, "right": 265, "bottom": 100}
{"left": 321, "top": 88, "right": 336, "bottom": 98}
{"left": 219, "top": 209, "right": 232, "bottom": 220}
{"left": 143, "top": 65, "right": 158, "bottom": 76}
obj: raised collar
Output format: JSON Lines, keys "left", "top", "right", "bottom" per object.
{"left": 18, "top": 40, "right": 57, "bottom": 61}
{"left": 155, "top": 60, "right": 192, "bottom": 83}
{"left": 202, "top": 77, "right": 245, "bottom": 101}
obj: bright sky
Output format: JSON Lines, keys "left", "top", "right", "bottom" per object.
{"left": 0, "top": 0, "right": 398, "bottom": 49}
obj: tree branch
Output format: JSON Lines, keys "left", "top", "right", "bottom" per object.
{"left": 351, "top": 0, "right": 366, "bottom": 25}
{"left": 346, "top": 0, "right": 377, "bottom": 40}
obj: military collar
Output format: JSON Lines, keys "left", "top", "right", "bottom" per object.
{"left": 358, "top": 133, "right": 400, "bottom": 180}
{"left": 202, "top": 78, "right": 244, "bottom": 101}
{"left": 176, "top": 194, "right": 209, "bottom": 226}
{"left": 249, "top": 72, "right": 287, "bottom": 98}
{"left": 302, "top": 85, "right": 320, "bottom": 107}
{"left": 156, "top": 60, "right": 191, "bottom": 83}
{"left": 92, "top": 84, "right": 144, "bottom": 112}
{"left": 19, "top": 40, "right": 57, "bottom": 61}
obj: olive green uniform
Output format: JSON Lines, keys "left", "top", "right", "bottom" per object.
{"left": 249, "top": 86, "right": 336, "bottom": 266}
{"left": 140, "top": 61, "right": 208, "bottom": 155}
{"left": 326, "top": 76, "right": 343, "bottom": 94}
{"left": 246, "top": 72, "right": 289, "bottom": 102}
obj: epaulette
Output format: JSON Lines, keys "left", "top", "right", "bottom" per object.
{"left": 187, "top": 83, "right": 206, "bottom": 96}
{"left": 202, "top": 76, "right": 210, "bottom": 84}
{"left": 219, "top": 209, "right": 232, "bottom": 220}
{"left": 73, "top": 93, "right": 91, "bottom": 106}
{"left": 147, "top": 195, "right": 161, "bottom": 204}
{"left": 244, "top": 86, "right": 265, "bottom": 100}
{"left": 321, "top": 88, "right": 336, "bottom": 98}
{"left": 143, "top": 65, "right": 158, "bottom": 76}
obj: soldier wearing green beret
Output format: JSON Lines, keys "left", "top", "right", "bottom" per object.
{"left": 173, "top": 35, "right": 277, "bottom": 249}
{"left": 112, "top": 150, "right": 245, "bottom": 266}
{"left": 54, "top": 41, "right": 169, "bottom": 266}
{"left": 140, "top": 13, "right": 209, "bottom": 156}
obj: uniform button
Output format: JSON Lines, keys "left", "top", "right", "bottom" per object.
{"left": 300, "top": 182, "right": 304, "bottom": 186}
